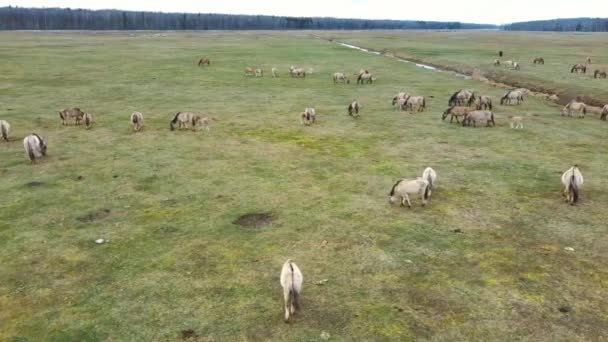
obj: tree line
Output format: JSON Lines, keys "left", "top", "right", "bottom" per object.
{"left": 504, "top": 18, "right": 608, "bottom": 32}
{"left": 0, "top": 7, "right": 496, "bottom": 30}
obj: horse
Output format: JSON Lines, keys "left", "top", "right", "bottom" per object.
{"left": 561, "top": 101, "right": 586, "bottom": 118}
{"left": 289, "top": 66, "right": 306, "bottom": 78}
{"left": 388, "top": 178, "right": 430, "bottom": 208}
{"left": 358, "top": 72, "right": 375, "bottom": 84}
{"left": 404, "top": 96, "right": 426, "bottom": 112}
{"left": 448, "top": 89, "right": 475, "bottom": 107}
{"left": 594, "top": 70, "right": 607, "bottom": 79}
{"left": 504, "top": 60, "right": 520, "bottom": 70}
{"left": 280, "top": 259, "right": 303, "bottom": 322}
{"left": 586, "top": 57, "right": 592, "bottom": 64}
{"left": 23, "top": 133, "right": 47, "bottom": 163}
{"left": 601, "top": 105, "right": 608, "bottom": 120}
{"left": 510, "top": 116, "right": 524, "bottom": 129}
{"left": 245, "top": 67, "right": 255, "bottom": 76}
{"left": 348, "top": 101, "right": 360, "bottom": 117}
{"left": 82, "top": 112, "right": 93, "bottom": 129}
{"left": 493, "top": 59, "right": 501, "bottom": 67}
{"left": 392, "top": 92, "right": 409, "bottom": 106}
{"left": 442, "top": 106, "right": 473, "bottom": 123}
{"left": 533, "top": 57, "right": 545, "bottom": 65}
{"left": 571, "top": 64, "right": 587, "bottom": 74}
{"left": 131, "top": 111, "right": 144, "bottom": 132}
{"left": 561, "top": 165, "right": 583, "bottom": 205}
{"left": 462, "top": 110, "right": 495, "bottom": 127}
{"left": 300, "top": 108, "right": 316, "bottom": 126}
{"left": 59, "top": 107, "right": 85, "bottom": 125}
{"left": 0, "top": 120, "right": 9, "bottom": 141}
{"left": 475, "top": 95, "right": 493, "bottom": 110}
{"left": 198, "top": 58, "right": 210, "bottom": 66}
{"left": 170, "top": 112, "right": 203, "bottom": 131}
{"left": 254, "top": 68, "right": 263, "bottom": 77}
{"left": 333, "top": 72, "right": 350, "bottom": 84}
{"left": 500, "top": 89, "right": 525, "bottom": 105}
{"left": 421, "top": 167, "right": 437, "bottom": 199}
{"left": 396, "top": 98, "right": 408, "bottom": 111}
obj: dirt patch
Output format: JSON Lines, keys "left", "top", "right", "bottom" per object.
{"left": 76, "top": 208, "right": 111, "bottom": 223}
{"left": 234, "top": 213, "right": 275, "bottom": 228}
{"left": 181, "top": 329, "right": 198, "bottom": 339}
{"left": 24, "top": 181, "right": 45, "bottom": 187}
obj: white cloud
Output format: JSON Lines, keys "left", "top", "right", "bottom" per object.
{"left": 2, "top": 0, "right": 607, "bottom": 24}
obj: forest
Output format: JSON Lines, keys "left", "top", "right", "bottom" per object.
{"left": 504, "top": 18, "right": 608, "bottom": 32}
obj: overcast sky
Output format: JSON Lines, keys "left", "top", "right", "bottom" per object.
{"left": 2, "top": 0, "right": 607, "bottom": 25}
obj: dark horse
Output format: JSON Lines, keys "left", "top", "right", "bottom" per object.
{"left": 198, "top": 58, "right": 210, "bottom": 66}
{"left": 533, "top": 57, "right": 545, "bottom": 65}
{"left": 594, "top": 70, "right": 607, "bottom": 79}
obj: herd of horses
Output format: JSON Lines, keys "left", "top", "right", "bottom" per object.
{"left": 493, "top": 53, "right": 606, "bottom": 78}
{"left": 2, "top": 51, "right": 606, "bottom": 323}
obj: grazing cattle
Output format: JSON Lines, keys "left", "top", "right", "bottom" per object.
{"left": 442, "top": 106, "right": 474, "bottom": 123}
{"left": 83, "top": 112, "right": 93, "bottom": 129}
{"left": 571, "top": 64, "right": 587, "bottom": 74}
{"left": 333, "top": 72, "right": 350, "bottom": 84}
{"left": 594, "top": 70, "right": 607, "bottom": 79}
{"left": 448, "top": 89, "right": 475, "bottom": 107}
{"left": 348, "top": 101, "right": 360, "bottom": 117}
{"left": 510, "top": 116, "right": 524, "bottom": 129}
{"left": 59, "top": 107, "right": 85, "bottom": 125}
{"left": 421, "top": 167, "right": 437, "bottom": 199}
{"left": 504, "top": 60, "right": 520, "bottom": 70}
{"left": 493, "top": 59, "right": 501, "bottom": 66}
{"left": 170, "top": 112, "right": 204, "bottom": 131}
{"left": 601, "top": 105, "right": 608, "bottom": 120}
{"left": 23, "top": 133, "right": 47, "bottom": 163}
{"left": 475, "top": 95, "right": 493, "bottom": 110}
{"left": 403, "top": 96, "right": 426, "bottom": 112}
{"left": 561, "top": 165, "right": 583, "bottom": 205}
{"left": 462, "top": 110, "right": 495, "bottom": 127}
{"left": 561, "top": 101, "right": 586, "bottom": 118}
{"left": 0, "top": 120, "right": 9, "bottom": 141}
{"left": 388, "top": 178, "right": 430, "bottom": 208}
{"left": 198, "top": 58, "right": 210, "bottom": 66}
{"left": 533, "top": 57, "right": 545, "bottom": 65}
{"left": 131, "top": 111, "right": 144, "bottom": 132}
{"left": 500, "top": 90, "right": 525, "bottom": 105}
{"left": 300, "top": 108, "right": 316, "bottom": 126}
{"left": 280, "top": 259, "right": 303, "bottom": 323}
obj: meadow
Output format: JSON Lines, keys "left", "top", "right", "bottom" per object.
{"left": 1, "top": 31, "right": 607, "bottom": 341}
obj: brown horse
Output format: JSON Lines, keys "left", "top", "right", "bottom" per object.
{"left": 533, "top": 57, "right": 545, "bottom": 65}
{"left": 198, "top": 58, "right": 210, "bottom": 66}
{"left": 594, "top": 70, "right": 607, "bottom": 79}
{"left": 571, "top": 64, "right": 587, "bottom": 74}
{"left": 442, "top": 106, "right": 473, "bottom": 123}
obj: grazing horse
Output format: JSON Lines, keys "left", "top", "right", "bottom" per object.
{"left": 561, "top": 101, "right": 586, "bottom": 118}
{"left": 358, "top": 72, "right": 375, "bottom": 84}
{"left": 561, "top": 165, "right": 583, "bottom": 205}
{"left": 23, "top": 133, "right": 47, "bottom": 163}
{"left": 289, "top": 66, "right": 306, "bottom": 78}
{"left": 533, "top": 57, "right": 545, "bottom": 65}
{"left": 404, "top": 96, "right": 426, "bottom": 112}
{"left": 280, "top": 259, "right": 303, "bottom": 322}
{"left": 254, "top": 68, "right": 263, "bottom": 77}
{"left": 300, "top": 108, "right": 316, "bottom": 126}
{"left": 594, "top": 70, "right": 607, "bottom": 79}
{"left": 348, "top": 101, "right": 360, "bottom": 117}
{"left": 388, "top": 178, "right": 430, "bottom": 208}
{"left": 59, "top": 107, "right": 85, "bottom": 125}
{"left": 475, "top": 95, "right": 493, "bottom": 110}
{"left": 333, "top": 72, "right": 350, "bottom": 84}
{"left": 271, "top": 67, "right": 278, "bottom": 78}
{"left": 493, "top": 59, "right": 501, "bottom": 66}
{"left": 0, "top": 120, "right": 10, "bottom": 141}
{"left": 571, "top": 64, "right": 587, "bottom": 74}
{"left": 198, "top": 58, "right": 210, "bottom": 66}
{"left": 462, "top": 110, "right": 495, "bottom": 127}
{"left": 510, "top": 116, "right": 524, "bottom": 129}
{"left": 245, "top": 67, "right": 255, "bottom": 76}
{"left": 504, "top": 60, "right": 520, "bottom": 70}
{"left": 500, "top": 89, "right": 525, "bottom": 105}
{"left": 421, "top": 167, "right": 437, "bottom": 199}
{"left": 442, "top": 106, "right": 474, "bottom": 123}
{"left": 392, "top": 92, "right": 410, "bottom": 106}
{"left": 131, "top": 111, "right": 144, "bottom": 132}
{"left": 448, "top": 89, "right": 475, "bottom": 107}
{"left": 83, "top": 112, "right": 93, "bottom": 129}
{"left": 170, "top": 112, "right": 203, "bottom": 131}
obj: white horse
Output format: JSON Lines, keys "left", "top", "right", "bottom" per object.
{"left": 170, "top": 112, "right": 203, "bottom": 131}
{"left": 348, "top": 101, "right": 360, "bottom": 117}
{"left": 272, "top": 67, "right": 278, "bottom": 78}
{"left": 23, "top": 133, "right": 47, "bottom": 163}
{"left": 83, "top": 112, "right": 93, "bottom": 129}
{"left": 562, "top": 101, "right": 586, "bottom": 118}
{"left": 333, "top": 72, "right": 350, "bottom": 84}
{"left": 421, "top": 167, "right": 437, "bottom": 199}
{"left": 131, "top": 111, "right": 144, "bottom": 132}
{"left": 280, "top": 259, "right": 303, "bottom": 322}
{"left": 510, "top": 116, "right": 524, "bottom": 129}
{"left": 500, "top": 89, "right": 525, "bottom": 105}
{"left": 388, "top": 178, "right": 430, "bottom": 208}
{"left": 561, "top": 165, "right": 583, "bottom": 204}
{"left": 300, "top": 108, "right": 316, "bottom": 126}
{"left": 0, "top": 120, "right": 10, "bottom": 141}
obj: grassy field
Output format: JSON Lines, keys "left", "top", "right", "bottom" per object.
{"left": 316, "top": 31, "right": 608, "bottom": 106}
{"left": 1, "top": 31, "right": 608, "bottom": 341}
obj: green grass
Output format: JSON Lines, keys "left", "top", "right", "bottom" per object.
{"left": 1, "top": 31, "right": 608, "bottom": 341}
{"left": 317, "top": 31, "right": 608, "bottom": 105}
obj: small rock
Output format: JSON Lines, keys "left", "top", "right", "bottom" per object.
{"left": 564, "top": 247, "right": 575, "bottom": 252}
{"left": 315, "top": 279, "right": 329, "bottom": 285}
{"left": 404, "top": 259, "right": 413, "bottom": 264}
{"left": 320, "top": 331, "right": 331, "bottom": 340}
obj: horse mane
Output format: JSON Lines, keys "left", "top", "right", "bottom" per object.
{"left": 570, "top": 170, "right": 579, "bottom": 203}
{"left": 132, "top": 113, "right": 138, "bottom": 124}
{"left": 31, "top": 133, "right": 45, "bottom": 149}
{"left": 448, "top": 90, "right": 461, "bottom": 105}
{"left": 389, "top": 179, "right": 403, "bottom": 196}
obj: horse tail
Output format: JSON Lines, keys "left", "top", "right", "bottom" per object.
{"left": 132, "top": 114, "right": 139, "bottom": 124}
{"left": 84, "top": 114, "right": 91, "bottom": 128}
{"left": 389, "top": 179, "right": 403, "bottom": 196}
{"left": 0, "top": 122, "right": 7, "bottom": 140}
{"left": 423, "top": 182, "right": 430, "bottom": 200}
{"left": 422, "top": 97, "right": 426, "bottom": 108}
{"left": 488, "top": 99, "right": 493, "bottom": 111}
{"left": 570, "top": 171, "right": 579, "bottom": 203}
{"left": 26, "top": 137, "right": 36, "bottom": 161}
{"left": 582, "top": 106, "right": 586, "bottom": 115}
{"left": 170, "top": 112, "right": 180, "bottom": 130}
{"left": 491, "top": 112, "right": 496, "bottom": 126}
{"left": 59, "top": 111, "right": 64, "bottom": 120}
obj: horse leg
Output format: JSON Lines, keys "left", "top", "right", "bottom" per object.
{"left": 284, "top": 290, "right": 291, "bottom": 322}
{"left": 404, "top": 194, "right": 412, "bottom": 208}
